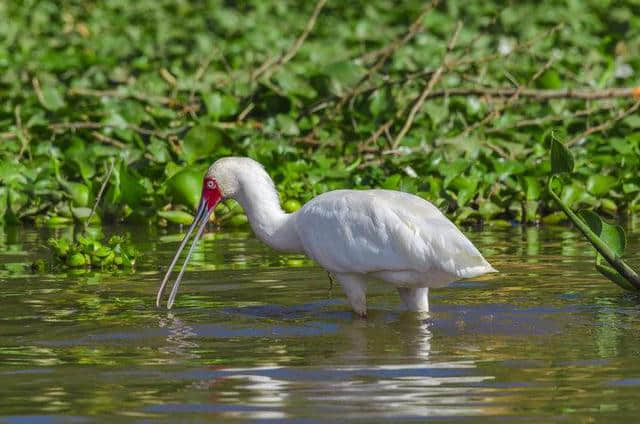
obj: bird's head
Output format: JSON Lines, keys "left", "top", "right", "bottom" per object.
{"left": 156, "top": 157, "right": 265, "bottom": 309}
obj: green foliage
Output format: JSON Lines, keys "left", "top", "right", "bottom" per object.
{"left": 158, "top": 210, "right": 195, "bottom": 225}
{"left": 45, "top": 233, "right": 138, "bottom": 270}
{"left": 548, "top": 136, "right": 640, "bottom": 291}
{"left": 550, "top": 136, "right": 575, "bottom": 175}
{"left": 1, "top": 0, "right": 640, "bottom": 227}
{"left": 165, "top": 165, "right": 208, "bottom": 210}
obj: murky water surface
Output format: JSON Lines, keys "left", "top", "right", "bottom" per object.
{"left": 1, "top": 224, "right": 640, "bottom": 422}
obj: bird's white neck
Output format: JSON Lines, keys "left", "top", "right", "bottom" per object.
{"left": 233, "top": 177, "right": 303, "bottom": 254}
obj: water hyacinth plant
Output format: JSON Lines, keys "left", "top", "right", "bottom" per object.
{"left": 2, "top": 1, "right": 640, "bottom": 228}
{"left": 548, "top": 134, "right": 640, "bottom": 291}
{"left": 46, "top": 233, "right": 138, "bottom": 270}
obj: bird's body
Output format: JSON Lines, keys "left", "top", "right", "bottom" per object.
{"left": 157, "top": 157, "right": 496, "bottom": 316}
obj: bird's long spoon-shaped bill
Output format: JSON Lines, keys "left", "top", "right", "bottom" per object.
{"left": 156, "top": 200, "right": 213, "bottom": 309}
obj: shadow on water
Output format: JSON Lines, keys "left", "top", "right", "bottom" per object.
{"left": 1, "top": 224, "right": 640, "bottom": 421}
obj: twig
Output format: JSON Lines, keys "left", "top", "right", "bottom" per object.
{"left": 91, "top": 131, "right": 126, "bottom": 149}
{"left": 338, "top": 0, "right": 439, "bottom": 109}
{"left": 356, "top": 23, "right": 565, "bottom": 105}
{"left": 356, "top": 23, "right": 562, "bottom": 106}
{"left": 90, "top": 131, "right": 156, "bottom": 161}
{"left": 85, "top": 159, "right": 115, "bottom": 229}
{"left": 392, "top": 21, "right": 463, "bottom": 149}
{"left": 49, "top": 121, "right": 188, "bottom": 140}
{"left": 454, "top": 56, "right": 557, "bottom": 141}
{"left": 189, "top": 46, "right": 220, "bottom": 108}
{"left": 194, "top": 48, "right": 220, "bottom": 82}
{"left": 486, "top": 103, "right": 619, "bottom": 133}
{"left": 68, "top": 87, "right": 179, "bottom": 107}
{"left": 15, "top": 105, "right": 30, "bottom": 161}
{"left": 417, "top": 86, "right": 639, "bottom": 101}
{"left": 237, "top": 102, "right": 255, "bottom": 122}
{"left": 251, "top": 0, "right": 327, "bottom": 81}
{"left": 454, "top": 23, "right": 563, "bottom": 70}
{"left": 160, "top": 68, "right": 177, "bottom": 87}
{"left": 360, "top": 119, "right": 394, "bottom": 150}
{"left": 31, "top": 77, "right": 47, "bottom": 109}
{"left": 567, "top": 100, "right": 640, "bottom": 146}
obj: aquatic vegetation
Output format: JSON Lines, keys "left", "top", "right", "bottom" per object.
{"left": 548, "top": 135, "right": 640, "bottom": 291}
{"left": 1, "top": 1, "right": 639, "bottom": 227}
{"left": 45, "top": 233, "right": 138, "bottom": 269}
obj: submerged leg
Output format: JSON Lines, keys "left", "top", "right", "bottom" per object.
{"left": 397, "top": 287, "right": 429, "bottom": 312}
{"left": 327, "top": 272, "right": 336, "bottom": 291}
{"left": 334, "top": 273, "right": 368, "bottom": 317}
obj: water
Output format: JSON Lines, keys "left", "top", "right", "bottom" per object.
{"left": 1, "top": 224, "right": 640, "bottom": 422}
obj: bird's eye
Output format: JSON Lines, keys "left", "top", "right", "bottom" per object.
{"left": 207, "top": 180, "right": 216, "bottom": 189}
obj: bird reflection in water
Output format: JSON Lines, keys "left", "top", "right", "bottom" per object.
{"left": 180, "top": 311, "right": 499, "bottom": 421}
{"left": 158, "top": 312, "right": 200, "bottom": 361}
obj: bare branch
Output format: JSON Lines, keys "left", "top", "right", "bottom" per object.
{"left": 338, "top": 0, "right": 439, "bottom": 108}
{"left": 49, "top": 121, "right": 188, "bottom": 140}
{"left": 15, "top": 105, "right": 30, "bottom": 161}
{"left": 412, "top": 86, "right": 639, "bottom": 101}
{"left": 85, "top": 158, "right": 115, "bottom": 229}
{"left": 392, "top": 21, "right": 463, "bottom": 148}
{"left": 454, "top": 55, "right": 557, "bottom": 141}
{"left": 68, "top": 87, "right": 179, "bottom": 106}
{"left": 90, "top": 131, "right": 126, "bottom": 149}
{"left": 567, "top": 100, "right": 640, "bottom": 146}
{"left": 486, "top": 103, "right": 620, "bottom": 133}
{"left": 251, "top": 0, "right": 327, "bottom": 81}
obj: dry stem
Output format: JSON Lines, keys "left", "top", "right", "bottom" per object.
{"left": 392, "top": 21, "right": 463, "bottom": 149}
{"left": 49, "top": 121, "right": 188, "bottom": 140}
{"left": 338, "top": 0, "right": 439, "bottom": 109}
{"left": 567, "top": 100, "right": 640, "bottom": 146}
{"left": 68, "top": 87, "right": 179, "bottom": 106}
{"left": 486, "top": 103, "right": 619, "bottom": 133}
{"left": 85, "top": 159, "right": 115, "bottom": 229}
{"left": 454, "top": 56, "right": 557, "bottom": 141}
{"left": 251, "top": 0, "right": 327, "bottom": 81}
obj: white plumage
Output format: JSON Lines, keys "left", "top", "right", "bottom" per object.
{"left": 157, "top": 157, "right": 497, "bottom": 316}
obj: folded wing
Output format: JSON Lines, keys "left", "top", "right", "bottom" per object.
{"left": 294, "top": 190, "right": 494, "bottom": 284}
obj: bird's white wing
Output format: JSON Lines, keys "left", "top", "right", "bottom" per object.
{"left": 294, "top": 190, "right": 494, "bottom": 283}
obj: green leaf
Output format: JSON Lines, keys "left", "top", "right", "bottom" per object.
{"left": 522, "top": 176, "right": 542, "bottom": 200}
{"left": 586, "top": 175, "right": 617, "bottom": 196}
{"left": 578, "top": 210, "right": 626, "bottom": 256}
{"left": 276, "top": 114, "right": 300, "bottom": 136}
{"left": 550, "top": 136, "right": 574, "bottom": 175}
{"left": 66, "top": 182, "right": 90, "bottom": 207}
{"left": 147, "top": 138, "right": 171, "bottom": 163}
{"left": 71, "top": 206, "right": 92, "bottom": 221}
{"left": 181, "top": 124, "right": 227, "bottom": 164}
{"left": 536, "top": 69, "right": 563, "bottom": 89}
{"left": 323, "top": 61, "right": 364, "bottom": 96}
{"left": 478, "top": 201, "right": 502, "bottom": 219}
{"left": 449, "top": 176, "right": 479, "bottom": 206}
{"left": 118, "top": 163, "right": 146, "bottom": 208}
{"left": 202, "top": 92, "right": 238, "bottom": 120}
{"left": 165, "top": 164, "right": 207, "bottom": 210}
{"left": 369, "top": 88, "right": 391, "bottom": 117}
{"left": 40, "top": 83, "right": 66, "bottom": 111}
{"left": 158, "top": 210, "right": 195, "bottom": 225}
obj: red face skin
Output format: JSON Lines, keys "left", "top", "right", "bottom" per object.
{"left": 202, "top": 177, "right": 222, "bottom": 211}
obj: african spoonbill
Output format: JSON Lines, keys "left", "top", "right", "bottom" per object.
{"left": 156, "top": 157, "right": 496, "bottom": 316}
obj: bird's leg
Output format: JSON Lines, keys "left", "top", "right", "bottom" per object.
{"left": 397, "top": 287, "right": 429, "bottom": 312}
{"left": 327, "top": 272, "right": 336, "bottom": 292}
{"left": 333, "top": 273, "right": 368, "bottom": 318}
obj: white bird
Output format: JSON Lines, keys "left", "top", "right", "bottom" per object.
{"left": 156, "top": 157, "right": 497, "bottom": 316}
